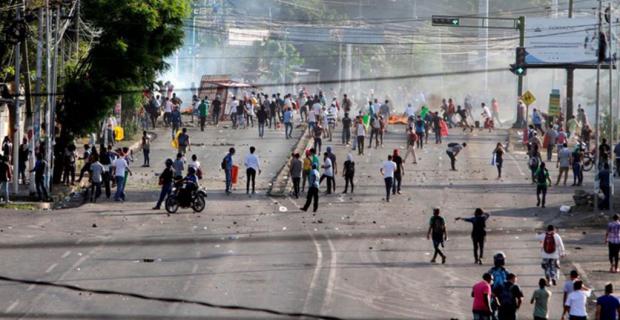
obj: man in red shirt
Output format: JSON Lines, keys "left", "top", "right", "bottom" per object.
{"left": 472, "top": 273, "right": 494, "bottom": 320}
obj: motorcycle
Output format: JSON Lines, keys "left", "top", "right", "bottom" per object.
{"left": 165, "top": 180, "right": 206, "bottom": 213}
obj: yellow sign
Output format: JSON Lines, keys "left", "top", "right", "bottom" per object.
{"left": 521, "top": 90, "right": 536, "bottom": 106}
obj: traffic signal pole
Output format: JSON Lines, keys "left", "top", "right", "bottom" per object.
{"left": 517, "top": 16, "right": 525, "bottom": 98}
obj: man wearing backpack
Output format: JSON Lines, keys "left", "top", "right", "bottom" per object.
{"left": 427, "top": 208, "right": 447, "bottom": 264}
{"left": 456, "top": 208, "right": 490, "bottom": 264}
{"left": 536, "top": 225, "right": 565, "bottom": 286}
{"left": 495, "top": 273, "right": 524, "bottom": 320}
{"left": 534, "top": 162, "right": 552, "bottom": 208}
{"left": 488, "top": 252, "right": 510, "bottom": 319}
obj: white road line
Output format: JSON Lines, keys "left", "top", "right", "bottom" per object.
{"left": 302, "top": 230, "right": 323, "bottom": 315}
{"left": 6, "top": 300, "right": 18, "bottom": 313}
{"left": 45, "top": 263, "right": 58, "bottom": 274}
{"left": 61, "top": 250, "right": 71, "bottom": 259}
{"left": 322, "top": 236, "right": 337, "bottom": 313}
{"left": 507, "top": 151, "right": 526, "bottom": 176}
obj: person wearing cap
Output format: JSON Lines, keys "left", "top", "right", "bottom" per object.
{"left": 153, "top": 159, "right": 175, "bottom": 210}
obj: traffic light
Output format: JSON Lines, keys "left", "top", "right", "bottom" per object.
{"left": 512, "top": 47, "right": 527, "bottom": 76}
{"left": 432, "top": 16, "right": 460, "bottom": 27}
{"left": 510, "top": 64, "right": 527, "bottom": 76}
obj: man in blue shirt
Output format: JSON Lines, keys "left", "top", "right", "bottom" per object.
{"left": 532, "top": 108, "right": 544, "bottom": 135}
{"left": 283, "top": 107, "right": 293, "bottom": 139}
{"left": 597, "top": 283, "right": 620, "bottom": 320}
{"left": 223, "top": 148, "right": 235, "bottom": 194}
{"left": 171, "top": 105, "right": 182, "bottom": 139}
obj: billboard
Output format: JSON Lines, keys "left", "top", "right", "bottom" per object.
{"left": 525, "top": 17, "right": 605, "bottom": 65}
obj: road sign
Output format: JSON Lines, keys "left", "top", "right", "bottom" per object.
{"left": 521, "top": 90, "right": 536, "bottom": 106}
{"left": 548, "top": 89, "right": 561, "bottom": 117}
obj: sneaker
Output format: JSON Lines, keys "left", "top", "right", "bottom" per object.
{"left": 152, "top": 206, "right": 160, "bottom": 210}
{"left": 441, "top": 256, "right": 446, "bottom": 264}
{"left": 430, "top": 259, "right": 436, "bottom": 263}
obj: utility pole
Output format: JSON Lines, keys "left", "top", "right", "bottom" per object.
{"left": 75, "top": 0, "right": 80, "bottom": 58}
{"left": 478, "top": 0, "right": 489, "bottom": 94}
{"left": 45, "top": 0, "right": 52, "bottom": 189}
{"left": 32, "top": 6, "right": 44, "bottom": 194}
{"left": 595, "top": 0, "right": 602, "bottom": 210}
{"left": 12, "top": 4, "right": 22, "bottom": 195}
{"left": 566, "top": 0, "right": 575, "bottom": 119}
{"left": 608, "top": 2, "right": 614, "bottom": 210}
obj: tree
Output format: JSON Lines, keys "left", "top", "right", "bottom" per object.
{"left": 57, "top": 0, "right": 190, "bottom": 139}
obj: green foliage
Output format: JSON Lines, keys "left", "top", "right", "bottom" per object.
{"left": 58, "top": 0, "right": 190, "bottom": 137}
{"left": 248, "top": 40, "right": 304, "bottom": 83}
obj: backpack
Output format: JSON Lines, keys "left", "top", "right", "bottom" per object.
{"left": 489, "top": 267, "right": 507, "bottom": 290}
{"left": 221, "top": 156, "right": 227, "bottom": 170}
{"left": 431, "top": 216, "right": 445, "bottom": 235}
{"left": 498, "top": 282, "right": 515, "bottom": 307}
{"left": 345, "top": 161, "right": 355, "bottom": 175}
{"left": 408, "top": 132, "right": 418, "bottom": 145}
{"left": 543, "top": 232, "right": 556, "bottom": 254}
{"left": 528, "top": 156, "right": 539, "bottom": 168}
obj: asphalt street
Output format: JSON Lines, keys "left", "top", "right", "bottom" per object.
{"left": 0, "top": 120, "right": 587, "bottom": 319}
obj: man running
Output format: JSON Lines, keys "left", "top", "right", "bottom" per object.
{"left": 446, "top": 142, "right": 467, "bottom": 171}
{"left": 534, "top": 162, "right": 552, "bottom": 208}
{"left": 535, "top": 225, "right": 565, "bottom": 286}
{"left": 456, "top": 208, "right": 490, "bottom": 264}
{"left": 380, "top": 154, "right": 396, "bottom": 202}
{"left": 427, "top": 208, "right": 447, "bottom": 264}
{"left": 153, "top": 158, "right": 174, "bottom": 210}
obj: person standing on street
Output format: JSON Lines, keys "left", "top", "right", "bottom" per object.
{"left": 356, "top": 117, "right": 366, "bottom": 155}
{"left": 596, "top": 283, "right": 620, "bottom": 320}
{"left": 319, "top": 152, "right": 334, "bottom": 194}
{"left": 427, "top": 208, "right": 447, "bottom": 264}
{"left": 471, "top": 273, "right": 494, "bottom": 320}
{"left": 141, "top": 131, "right": 150, "bottom": 167}
{"left": 112, "top": 152, "right": 132, "bottom": 202}
{"left": 153, "top": 158, "right": 174, "bottom": 210}
{"left": 256, "top": 106, "right": 267, "bottom": 138}
{"left": 404, "top": 128, "right": 418, "bottom": 164}
{"left": 562, "top": 280, "right": 592, "bottom": 320}
{"left": 380, "top": 155, "right": 396, "bottom": 202}
{"left": 599, "top": 163, "right": 612, "bottom": 210}
{"left": 495, "top": 273, "right": 524, "bottom": 320}
{"left": 88, "top": 154, "right": 104, "bottom": 203}
{"left": 392, "top": 149, "right": 404, "bottom": 195}
{"left": 326, "top": 146, "right": 337, "bottom": 191}
{"left": 606, "top": 214, "right": 620, "bottom": 273}
{"left": 531, "top": 278, "right": 551, "bottom": 320}
{"left": 300, "top": 163, "right": 320, "bottom": 212}
{"left": 173, "top": 152, "right": 185, "bottom": 180}
{"left": 170, "top": 105, "right": 182, "bottom": 139}
{"left": 301, "top": 150, "right": 312, "bottom": 193}
{"left": 223, "top": 148, "right": 235, "bottom": 195}
{"left": 289, "top": 153, "right": 302, "bottom": 198}
{"left": 572, "top": 146, "right": 584, "bottom": 186}
{"left": 545, "top": 126, "right": 558, "bottom": 162}
{"left": 175, "top": 128, "right": 190, "bottom": 156}
{"left": 494, "top": 143, "right": 505, "bottom": 179}
{"left": 446, "top": 142, "right": 466, "bottom": 171}
{"left": 536, "top": 225, "right": 566, "bottom": 286}
{"left": 491, "top": 98, "right": 501, "bottom": 127}
{"left": 343, "top": 153, "right": 355, "bottom": 194}
{"left": 244, "top": 146, "right": 261, "bottom": 195}
{"left": 313, "top": 124, "right": 323, "bottom": 154}
{"left": 369, "top": 116, "right": 381, "bottom": 149}
{"left": 534, "top": 162, "right": 552, "bottom": 208}
{"left": 212, "top": 95, "right": 222, "bottom": 126}
{"left": 31, "top": 153, "right": 48, "bottom": 202}
{"left": 283, "top": 107, "right": 293, "bottom": 139}
{"left": 456, "top": 208, "right": 490, "bottom": 264}
{"left": 556, "top": 143, "right": 571, "bottom": 186}
{"left": 198, "top": 98, "right": 209, "bottom": 131}
{"left": 415, "top": 115, "right": 425, "bottom": 149}
{"left": 532, "top": 108, "right": 544, "bottom": 135}
{"left": 341, "top": 112, "right": 352, "bottom": 145}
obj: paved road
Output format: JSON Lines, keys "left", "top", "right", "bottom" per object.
{"left": 0, "top": 122, "right": 587, "bottom": 319}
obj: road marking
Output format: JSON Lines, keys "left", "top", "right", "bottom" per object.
{"left": 45, "top": 263, "right": 58, "bottom": 274}
{"left": 507, "top": 151, "right": 526, "bottom": 176}
{"left": 61, "top": 250, "right": 71, "bottom": 258}
{"left": 322, "top": 236, "right": 338, "bottom": 313}
{"left": 302, "top": 231, "right": 323, "bottom": 315}
{"left": 6, "top": 300, "right": 18, "bottom": 313}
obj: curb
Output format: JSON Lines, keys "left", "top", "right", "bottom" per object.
{"left": 267, "top": 126, "right": 310, "bottom": 197}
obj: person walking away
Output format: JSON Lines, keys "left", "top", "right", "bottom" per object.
{"left": 341, "top": 112, "right": 352, "bottom": 145}
{"left": 562, "top": 280, "right": 591, "bottom": 320}
{"left": 456, "top": 208, "right": 490, "bottom": 264}
{"left": 313, "top": 124, "right": 323, "bottom": 154}
{"left": 572, "top": 146, "right": 584, "bottom": 186}
{"left": 446, "top": 142, "right": 467, "bottom": 171}
{"left": 495, "top": 273, "right": 524, "bottom": 320}
{"left": 153, "top": 159, "right": 175, "bottom": 210}
{"left": 88, "top": 154, "right": 104, "bottom": 203}
{"left": 404, "top": 129, "right": 418, "bottom": 164}
{"left": 582, "top": 124, "right": 593, "bottom": 151}
{"left": 531, "top": 278, "right": 552, "bottom": 320}
{"left": 488, "top": 252, "right": 510, "bottom": 318}
{"left": 163, "top": 97, "right": 172, "bottom": 127}
{"left": 392, "top": 149, "right": 404, "bottom": 195}
{"left": 212, "top": 96, "right": 222, "bottom": 126}
{"left": 415, "top": 116, "right": 425, "bottom": 149}
{"left": 545, "top": 126, "right": 558, "bottom": 162}
{"left": 567, "top": 115, "right": 578, "bottom": 139}
{"left": 369, "top": 116, "right": 381, "bottom": 149}
{"left": 300, "top": 163, "right": 320, "bottom": 212}
{"left": 606, "top": 214, "right": 620, "bottom": 273}
{"left": 599, "top": 163, "right": 612, "bottom": 210}
{"left": 289, "top": 153, "right": 302, "bottom": 198}
{"left": 535, "top": 224, "right": 565, "bottom": 286}
{"left": 529, "top": 148, "right": 542, "bottom": 183}
{"left": 491, "top": 98, "right": 501, "bottom": 127}
{"left": 170, "top": 105, "right": 182, "bottom": 139}
{"left": 433, "top": 112, "right": 442, "bottom": 144}
{"left": 301, "top": 150, "right": 312, "bottom": 193}
{"left": 256, "top": 106, "right": 267, "bottom": 138}
{"left": 534, "top": 162, "right": 552, "bottom": 207}
{"left": 198, "top": 98, "right": 209, "bottom": 131}
{"left": 472, "top": 273, "right": 494, "bottom": 320}
{"left": 556, "top": 143, "right": 571, "bottom": 186}
{"left": 494, "top": 143, "right": 505, "bottom": 179}
{"left": 173, "top": 153, "right": 185, "bottom": 180}
{"left": 283, "top": 107, "right": 293, "bottom": 139}
{"left": 343, "top": 153, "right": 355, "bottom": 194}
{"left": 244, "top": 146, "right": 261, "bottom": 195}
{"left": 319, "top": 152, "right": 334, "bottom": 194}
{"left": 99, "top": 147, "right": 113, "bottom": 199}
{"left": 141, "top": 131, "right": 150, "bottom": 167}
{"left": 601, "top": 138, "right": 612, "bottom": 167}
{"left": 112, "top": 152, "right": 131, "bottom": 202}
{"left": 596, "top": 283, "right": 620, "bottom": 320}
{"left": 31, "top": 154, "right": 48, "bottom": 201}
{"left": 229, "top": 97, "right": 239, "bottom": 129}
{"left": 427, "top": 208, "right": 447, "bottom": 264}
{"left": 223, "top": 148, "right": 235, "bottom": 195}
{"left": 380, "top": 155, "right": 396, "bottom": 202}
{"left": 177, "top": 128, "right": 191, "bottom": 156}
{"left": 532, "top": 108, "right": 544, "bottom": 135}
{"left": 356, "top": 118, "right": 366, "bottom": 155}
{"left": 18, "top": 138, "right": 28, "bottom": 184}
{"left": 556, "top": 127, "right": 568, "bottom": 158}
{"left": 563, "top": 270, "right": 581, "bottom": 306}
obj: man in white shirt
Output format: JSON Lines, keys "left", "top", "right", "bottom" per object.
{"left": 319, "top": 152, "right": 334, "bottom": 194}
{"left": 562, "top": 280, "right": 591, "bottom": 320}
{"left": 356, "top": 118, "right": 366, "bottom": 155}
{"left": 536, "top": 224, "right": 566, "bottom": 286}
{"left": 404, "top": 103, "right": 416, "bottom": 118}
{"left": 112, "top": 154, "right": 132, "bottom": 202}
{"left": 380, "top": 155, "right": 396, "bottom": 202}
{"left": 229, "top": 97, "right": 239, "bottom": 128}
{"left": 164, "top": 98, "right": 173, "bottom": 127}
{"left": 243, "top": 146, "right": 261, "bottom": 195}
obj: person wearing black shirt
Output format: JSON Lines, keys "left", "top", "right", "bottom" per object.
{"left": 392, "top": 149, "right": 404, "bottom": 195}
{"left": 343, "top": 154, "right": 355, "bottom": 193}
{"left": 212, "top": 97, "right": 222, "bottom": 126}
{"left": 600, "top": 138, "right": 612, "bottom": 166}
{"left": 456, "top": 208, "right": 490, "bottom": 264}
{"left": 341, "top": 113, "right": 352, "bottom": 145}
{"left": 153, "top": 159, "right": 175, "bottom": 210}
{"left": 600, "top": 162, "right": 612, "bottom": 210}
